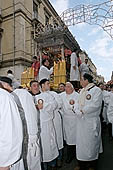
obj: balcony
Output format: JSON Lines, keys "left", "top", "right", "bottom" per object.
{"left": 32, "top": 12, "right": 43, "bottom": 25}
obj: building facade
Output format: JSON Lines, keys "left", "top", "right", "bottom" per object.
{"left": 0, "top": 0, "right": 80, "bottom": 81}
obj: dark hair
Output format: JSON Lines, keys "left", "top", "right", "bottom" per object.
{"left": 7, "top": 70, "right": 13, "bottom": 74}
{"left": 39, "top": 78, "right": 49, "bottom": 87}
{"left": 30, "top": 80, "right": 39, "bottom": 87}
{"left": 73, "top": 49, "right": 78, "bottom": 53}
{"left": 83, "top": 73, "right": 93, "bottom": 83}
{"left": 33, "top": 56, "right": 37, "bottom": 60}
{"left": 0, "top": 82, "right": 4, "bottom": 88}
{"left": 42, "top": 59, "right": 48, "bottom": 65}
{"left": 59, "top": 83, "right": 65, "bottom": 86}
{"left": 110, "top": 84, "right": 113, "bottom": 89}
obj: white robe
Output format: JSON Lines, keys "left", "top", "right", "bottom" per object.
{"left": 0, "top": 89, "right": 23, "bottom": 167}
{"left": 14, "top": 89, "right": 41, "bottom": 170}
{"left": 70, "top": 52, "right": 80, "bottom": 81}
{"left": 80, "top": 63, "right": 89, "bottom": 76}
{"left": 60, "top": 91, "right": 79, "bottom": 145}
{"left": 39, "top": 65, "right": 53, "bottom": 81}
{"left": 35, "top": 91, "right": 59, "bottom": 162}
{"left": 102, "top": 90, "right": 110, "bottom": 123}
{"left": 75, "top": 86, "right": 103, "bottom": 161}
{"left": 48, "top": 91, "right": 64, "bottom": 150}
{"left": 107, "top": 92, "right": 113, "bottom": 135}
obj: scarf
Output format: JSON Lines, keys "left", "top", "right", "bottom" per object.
{"left": 79, "top": 83, "right": 95, "bottom": 109}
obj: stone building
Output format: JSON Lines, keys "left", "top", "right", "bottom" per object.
{"left": 0, "top": 0, "right": 80, "bottom": 81}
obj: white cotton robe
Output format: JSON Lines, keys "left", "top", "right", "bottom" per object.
{"left": 102, "top": 90, "right": 110, "bottom": 123}
{"left": 0, "top": 88, "right": 23, "bottom": 167}
{"left": 80, "top": 63, "right": 89, "bottom": 76}
{"left": 70, "top": 52, "right": 80, "bottom": 81}
{"left": 60, "top": 91, "right": 79, "bottom": 145}
{"left": 14, "top": 89, "right": 41, "bottom": 170}
{"left": 107, "top": 93, "right": 113, "bottom": 123}
{"left": 39, "top": 65, "right": 53, "bottom": 81}
{"left": 35, "top": 91, "right": 59, "bottom": 162}
{"left": 75, "top": 86, "right": 103, "bottom": 161}
{"left": 48, "top": 91, "right": 64, "bottom": 150}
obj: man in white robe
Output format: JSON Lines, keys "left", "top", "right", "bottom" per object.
{"left": 0, "top": 88, "right": 23, "bottom": 170}
{"left": 80, "top": 58, "right": 90, "bottom": 77}
{"left": 107, "top": 87, "right": 113, "bottom": 137}
{"left": 60, "top": 82, "right": 79, "bottom": 163}
{"left": 0, "top": 76, "right": 29, "bottom": 170}
{"left": 70, "top": 49, "right": 80, "bottom": 90}
{"left": 46, "top": 85, "right": 64, "bottom": 168}
{"left": 39, "top": 59, "right": 53, "bottom": 81}
{"left": 74, "top": 73, "right": 103, "bottom": 170}
{"left": 35, "top": 79, "right": 59, "bottom": 170}
{"left": 14, "top": 89, "right": 41, "bottom": 170}
{"left": 7, "top": 70, "right": 20, "bottom": 89}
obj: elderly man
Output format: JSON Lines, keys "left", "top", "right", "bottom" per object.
{"left": 74, "top": 73, "right": 103, "bottom": 170}
{"left": 60, "top": 82, "right": 79, "bottom": 163}
{"left": 14, "top": 89, "right": 41, "bottom": 170}
{"left": 0, "top": 88, "right": 23, "bottom": 170}
{"left": 35, "top": 79, "right": 59, "bottom": 170}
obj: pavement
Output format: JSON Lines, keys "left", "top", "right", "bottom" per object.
{"left": 59, "top": 127, "right": 113, "bottom": 170}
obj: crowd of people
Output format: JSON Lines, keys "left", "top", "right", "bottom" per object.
{"left": 0, "top": 54, "right": 113, "bottom": 170}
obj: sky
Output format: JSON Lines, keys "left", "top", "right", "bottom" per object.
{"left": 50, "top": 0, "right": 113, "bottom": 82}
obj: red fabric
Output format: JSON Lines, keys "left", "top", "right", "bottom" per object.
{"left": 42, "top": 55, "right": 49, "bottom": 59}
{"left": 32, "top": 61, "right": 40, "bottom": 77}
{"left": 78, "top": 57, "right": 82, "bottom": 66}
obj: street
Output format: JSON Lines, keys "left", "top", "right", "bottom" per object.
{"left": 60, "top": 127, "right": 113, "bottom": 170}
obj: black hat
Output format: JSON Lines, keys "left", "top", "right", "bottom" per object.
{"left": 0, "top": 76, "right": 12, "bottom": 86}
{"left": 83, "top": 73, "right": 93, "bottom": 83}
{"left": 39, "top": 78, "right": 49, "bottom": 86}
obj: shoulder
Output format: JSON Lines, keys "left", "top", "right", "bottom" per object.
{"left": 88, "top": 86, "right": 102, "bottom": 97}
{"left": 0, "top": 88, "right": 11, "bottom": 97}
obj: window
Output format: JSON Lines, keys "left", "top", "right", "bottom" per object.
{"left": 33, "top": 1, "right": 38, "bottom": 18}
{"left": 45, "top": 15, "right": 49, "bottom": 25}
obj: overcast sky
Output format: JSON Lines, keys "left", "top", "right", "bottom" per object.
{"left": 50, "top": 0, "right": 113, "bottom": 82}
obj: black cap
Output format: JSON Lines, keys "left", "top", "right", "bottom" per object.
{"left": 0, "top": 76, "right": 12, "bottom": 86}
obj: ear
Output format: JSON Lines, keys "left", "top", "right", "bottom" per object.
{"left": 42, "top": 84, "right": 44, "bottom": 88}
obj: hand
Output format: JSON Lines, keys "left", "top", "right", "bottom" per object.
{"left": 36, "top": 99, "right": 43, "bottom": 110}
{"left": 73, "top": 66, "right": 76, "bottom": 70}
{"left": 0, "top": 167, "right": 10, "bottom": 170}
{"left": 80, "top": 110, "right": 84, "bottom": 114}
{"left": 36, "top": 103, "right": 43, "bottom": 110}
